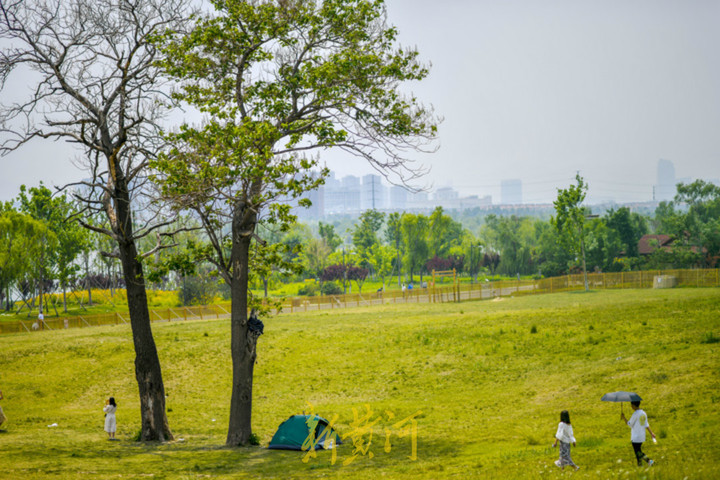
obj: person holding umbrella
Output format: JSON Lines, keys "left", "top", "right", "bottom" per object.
{"left": 621, "top": 400, "right": 656, "bottom": 467}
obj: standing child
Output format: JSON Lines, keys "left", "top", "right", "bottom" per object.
{"left": 620, "top": 400, "right": 656, "bottom": 466}
{"left": 103, "top": 397, "right": 117, "bottom": 440}
{"left": 552, "top": 410, "right": 580, "bottom": 470}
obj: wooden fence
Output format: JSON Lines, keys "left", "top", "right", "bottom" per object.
{"left": 1, "top": 268, "right": 718, "bottom": 335}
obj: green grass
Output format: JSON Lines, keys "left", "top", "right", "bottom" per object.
{"left": 1, "top": 288, "right": 719, "bottom": 479}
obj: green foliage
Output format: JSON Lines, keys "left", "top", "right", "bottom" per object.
{"left": 0, "top": 210, "right": 48, "bottom": 310}
{"left": 653, "top": 180, "right": 720, "bottom": 267}
{"left": 427, "top": 206, "right": 463, "bottom": 259}
{"left": 551, "top": 174, "right": 590, "bottom": 262}
{"left": 604, "top": 207, "right": 648, "bottom": 258}
{"left": 298, "top": 281, "right": 320, "bottom": 297}
{"left": 552, "top": 175, "right": 591, "bottom": 288}
{"left": 320, "top": 282, "right": 343, "bottom": 295}
{"left": 318, "top": 222, "right": 342, "bottom": 252}
{"left": 352, "top": 210, "right": 385, "bottom": 253}
{"left": 481, "top": 214, "right": 534, "bottom": 275}
{"left": 400, "top": 213, "right": 429, "bottom": 282}
{"left": 179, "top": 273, "right": 224, "bottom": 306}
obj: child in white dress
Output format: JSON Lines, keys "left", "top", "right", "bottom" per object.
{"left": 103, "top": 397, "right": 117, "bottom": 439}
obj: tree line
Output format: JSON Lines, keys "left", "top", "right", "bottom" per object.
{"left": 5, "top": 177, "right": 718, "bottom": 310}
{"left": 243, "top": 177, "right": 720, "bottom": 295}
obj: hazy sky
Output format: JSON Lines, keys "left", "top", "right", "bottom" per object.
{"left": 1, "top": 0, "right": 719, "bottom": 204}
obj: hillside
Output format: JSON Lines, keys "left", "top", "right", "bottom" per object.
{"left": 1, "top": 288, "right": 719, "bottom": 479}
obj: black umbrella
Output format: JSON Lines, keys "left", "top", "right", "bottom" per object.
{"left": 601, "top": 391, "right": 642, "bottom": 414}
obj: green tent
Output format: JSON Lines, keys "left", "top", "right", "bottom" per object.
{"left": 268, "top": 414, "right": 342, "bottom": 451}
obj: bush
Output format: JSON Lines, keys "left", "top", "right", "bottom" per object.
{"left": 298, "top": 282, "right": 319, "bottom": 296}
{"left": 321, "top": 282, "right": 343, "bottom": 295}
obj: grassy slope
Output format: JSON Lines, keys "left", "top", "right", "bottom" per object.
{"left": 1, "top": 288, "right": 719, "bottom": 479}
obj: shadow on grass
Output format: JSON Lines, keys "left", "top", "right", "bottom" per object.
{"left": 5, "top": 435, "right": 464, "bottom": 478}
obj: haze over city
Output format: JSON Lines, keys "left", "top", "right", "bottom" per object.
{"left": 1, "top": 0, "right": 718, "bottom": 205}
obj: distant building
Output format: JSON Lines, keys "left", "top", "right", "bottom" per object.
{"left": 342, "top": 175, "right": 362, "bottom": 213}
{"left": 362, "top": 174, "right": 386, "bottom": 210}
{"left": 434, "top": 187, "right": 459, "bottom": 203}
{"left": 655, "top": 159, "right": 675, "bottom": 202}
{"left": 293, "top": 171, "right": 325, "bottom": 220}
{"left": 407, "top": 190, "right": 429, "bottom": 210}
{"left": 637, "top": 234, "right": 674, "bottom": 256}
{"left": 501, "top": 179, "right": 522, "bottom": 205}
{"left": 458, "top": 195, "right": 492, "bottom": 209}
{"left": 323, "top": 172, "right": 344, "bottom": 215}
{"left": 389, "top": 185, "right": 408, "bottom": 210}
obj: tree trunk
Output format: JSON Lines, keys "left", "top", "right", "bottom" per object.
{"left": 226, "top": 202, "right": 259, "bottom": 446}
{"left": 118, "top": 234, "right": 173, "bottom": 442}
{"left": 111, "top": 173, "right": 172, "bottom": 442}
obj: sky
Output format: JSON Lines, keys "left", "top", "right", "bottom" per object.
{"left": 1, "top": 0, "right": 719, "bottom": 205}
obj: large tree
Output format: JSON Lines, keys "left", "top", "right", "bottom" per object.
{"left": 400, "top": 213, "right": 429, "bottom": 283}
{"left": 427, "top": 206, "right": 463, "bottom": 259}
{"left": 552, "top": 174, "right": 591, "bottom": 291}
{"left": 604, "top": 207, "right": 648, "bottom": 258}
{"left": 352, "top": 209, "right": 385, "bottom": 252}
{"left": 154, "top": 0, "right": 437, "bottom": 445}
{"left": 0, "top": 0, "right": 195, "bottom": 441}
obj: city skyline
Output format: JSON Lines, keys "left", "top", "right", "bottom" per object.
{"left": 289, "top": 158, "right": 715, "bottom": 220}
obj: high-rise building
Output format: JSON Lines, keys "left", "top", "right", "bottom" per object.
{"left": 655, "top": 159, "right": 676, "bottom": 201}
{"left": 342, "top": 175, "right": 362, "bottom": 213}
{"left": 501, "top": 179, "right": 522, "bottom": 205}
{"left": 362, "top": 174, "right": 385, "bottom": 210}
{"left": 323, "top": 172, "right": 344, "bottom": 215}
{"left": 389, "top": 185, "right": 408, "bottom": 210}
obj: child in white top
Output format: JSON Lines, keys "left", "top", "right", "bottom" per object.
{"left": 103, "top": 397, "right": 117, "bottom": 440}
{"left": 552, "top": 410, "right": 579, "bottom": 470}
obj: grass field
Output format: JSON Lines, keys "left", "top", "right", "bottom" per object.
{"left": 1, "top": 288, "right": 719, "bottom": 479}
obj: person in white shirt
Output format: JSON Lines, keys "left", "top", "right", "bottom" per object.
{"left": 552, "top": 410, "right": 579, "bottom": 470}
{"left": 620, "top": 401, "right": 656, "bottom": 466}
